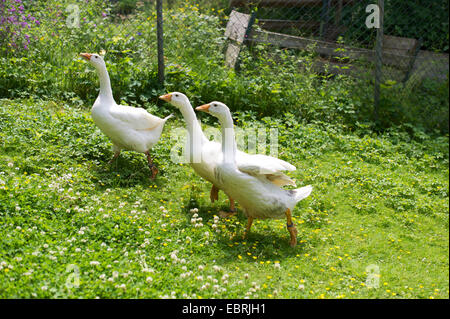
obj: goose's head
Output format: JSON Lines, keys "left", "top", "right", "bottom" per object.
{"left": 80, "top": 53, "right": 106, "bottom": 70}
{"left": 195, "top": 102, "right": 230, "bottom": 121}
{"left": 159, "top": 92, "right": 190, "bottom": 109}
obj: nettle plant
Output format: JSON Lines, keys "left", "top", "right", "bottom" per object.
{"left": 0, "top": 0, "right": 41, "bottom": 54}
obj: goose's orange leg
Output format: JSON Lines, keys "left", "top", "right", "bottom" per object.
{"left": 210, "top": 185, "right": 219, "bottom": 203}
{"left": 145, "top": 151, "right": 158, "bottom": 180}
{"left": 219, "top": 197, "right": 237, "bottom": 218}
{"left": 243, "top": 216, "right": 254, "bottom": 239}
{"left": 285, "top": 208, "right": 298, "bottom": 247}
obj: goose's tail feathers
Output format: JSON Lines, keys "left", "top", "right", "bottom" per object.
{"left": 163, "top": 114, "right": 174, "bottom": 122}
{"left": 292, "top": 185, "right": 312, "bottom": 202}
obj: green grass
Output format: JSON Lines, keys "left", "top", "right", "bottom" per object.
{"left": 0, "top": 98, "right": 448, "bottom": 298}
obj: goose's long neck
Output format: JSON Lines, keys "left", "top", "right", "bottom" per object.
{"left": 180, "top": 102, "right": 205, "bottom": 140}
{"left": 96, "top": 65, "right": 114, "bottom": 103}
{"left": 180, "top": 101, "right": 206, "bottom": 163}
{"left": 219, "top": 112, "right": 237, "bottom": 165}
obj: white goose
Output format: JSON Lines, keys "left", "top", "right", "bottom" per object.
{"left": 159, "top": 92, "right": 297, "bottom": 216}
{"left": 196, "top": 101, "right": 312, "bottom": 247}
{"left": 80, "top": 53, "right": 172, "bottom": 179}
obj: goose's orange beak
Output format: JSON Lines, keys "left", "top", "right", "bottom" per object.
{"left": 195, "top": 104, "right": 210, "bottom": 112}
{"left": 80, "top": 53, "right": 92, "bottom": 61}
{"left": 159, "top": 93, "right": 172, "bottom": 102}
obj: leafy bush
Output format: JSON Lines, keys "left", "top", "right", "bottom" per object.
{"left": 0, "top": 0, "right": 448, "bottom": 134}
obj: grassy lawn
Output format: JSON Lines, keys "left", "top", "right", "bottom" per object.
{"left": 0, "top": 98, "right": 448, "bottom": 299}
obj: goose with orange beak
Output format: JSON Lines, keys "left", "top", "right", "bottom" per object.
{"left": 159, "top": 92, "right": 299, "bottom": 219}
{"left": 80, "top": 52, "right": 172, "bottom": 179}
{"left": 196, "top": 101, "right": 312, "bottom": 247}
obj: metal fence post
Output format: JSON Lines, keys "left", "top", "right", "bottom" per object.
{"left": 156, "top": 0, "right": 164, "bottom": 85}
{"left": 374, "top": 0, "right": 384, "bottom": 122}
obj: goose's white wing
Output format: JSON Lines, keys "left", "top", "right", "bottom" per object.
{"left": 110, "top": 104, "right": 164, "bottom": 130}
{"left": 196, "top": 138, "right": 297, "bottom": 186}
{"left": 236, "top": 151, "right": 297, "bottom": 186}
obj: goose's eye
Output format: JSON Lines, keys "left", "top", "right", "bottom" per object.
{"left": 175, "top": 94, "right": 179, "bottom": 97}
{"left": 94, "top": 56, "right": 98, "bottom": 59}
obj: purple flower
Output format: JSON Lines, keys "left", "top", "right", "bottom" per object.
{"left": 102, "top": 12, "right": 107, "bottom": 17}
{"left": 35, "top": 20, "right": 40, "bottom": 25}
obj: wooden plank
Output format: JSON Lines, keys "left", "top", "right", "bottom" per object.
{"left": 225, "top": 11, "right": 252, "bottom": 43}
{"left": 410, "top": 50, "right": 449, "bottom": 82}
{"left": 258, "top": 19, "right": 321, "bottom": 31}
{"left": 258, "top": 19, "right": 346, "bottom": 40}
{"left": 248, "top": 29, "right": 414, "bottom": 67}
{"left": 230, "top": 0, "right": 354, "bottom": 8}
{"left": 383, "top": 35, "right": 418, "bottom": 56}
{"left": 248, "top": 29, "right": 374, "bottom": 60}
{"left": 225, "top": 43, "right": 242, "bottom": 68}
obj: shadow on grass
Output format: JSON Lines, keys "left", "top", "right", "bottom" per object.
{"left": 88, "top": 150, "right": 171, "bottom": 191}
{"left": 180, "top": 194, "right": 308, "bottom": 265}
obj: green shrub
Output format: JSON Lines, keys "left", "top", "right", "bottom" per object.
{"left": 0, "top": 1, "right": 448, "bottom": 134}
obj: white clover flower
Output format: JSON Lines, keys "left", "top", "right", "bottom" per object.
{"left": 146, "top": 276, "right": 153, "bottom": 283}
{"left": 198, "top": 265, "right": 205, "bottom": 271}
{"left": 90, "top": 261, "right": 100, "bottom": 266}
{"left": 274, "top": 262, "right": 281, "bottom": 269}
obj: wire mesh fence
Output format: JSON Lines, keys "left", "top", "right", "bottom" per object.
{"left": 0, "top": 0, "right": 448, "bottom": 130}
{"left": 221, "top": 0, "right": 449, "bottom": 93}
